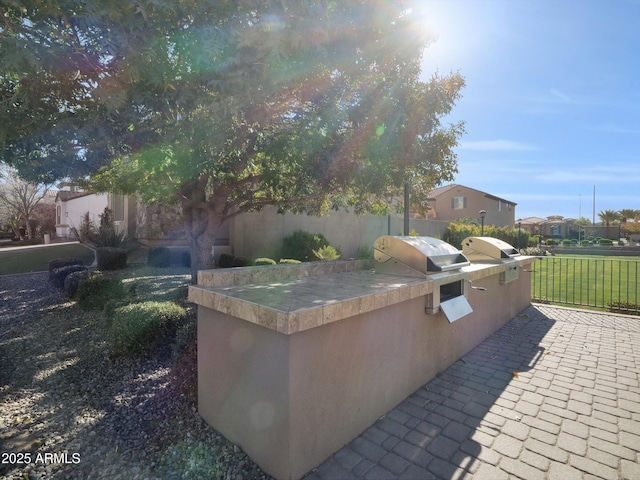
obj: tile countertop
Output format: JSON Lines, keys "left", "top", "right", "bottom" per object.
{"left": 188, "top": 257, "right": 537, "bottom": 335}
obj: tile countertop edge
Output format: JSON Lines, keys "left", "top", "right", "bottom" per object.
{"left": 189, "top": 257, "right": 537, "bottom": 335}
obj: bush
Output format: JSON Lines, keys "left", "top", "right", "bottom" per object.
{"left": 562, "top": 239, "right": 572, "bottom": 246}
{"left": 96, "top": 247, "right": 128, "bottom": 270}
{"left": 91, "top": 207, "right": 128, "bottom": 248}
{"left": 545, "top": 239, "right": 557, "bottom": 246}
{"left": 231, "top": 256, "right": 248, "bottom": 267}
{"left": 356, "top": 245, "right": 374, "bottom": 259}
{"left": 51, "top": 264, "right": 88, "bottom": 288}
{"left": 313, "top": 245, "right": 341, "bottom": 261}
{"left": 218, "top": 253, "right": 234, "bottom": 268}
{"left": 599, "top": 238, "right": 614, "bottom": 245}
{"left": 279, "top": 258, "right": 301, "bottom": 264}
{"left": 280, "top": 230, "right": 330, "bottom": 262}
{"left": 109, "top": 301, "right": 187, "bottom": 354}
{"left": 148, "top": 247, "right": 172, "bottom": 267}
{"left": 48, "top": 257, "right": 85, "bottom": 279}
{"left": 181, "top": 251, "right": 191, "bottom": 267}
{"left": 76, "top": 274, "right": 125, "bottom": 311}
{"left": 63, "top": 270, "right": 91, "bottom": 297}
{"left": 254, "top": 258, "right": 277, "bottom": 266}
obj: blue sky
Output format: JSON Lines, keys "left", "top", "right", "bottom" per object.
{"left": 415, "top": 0, "right": 640, "bottom": 222}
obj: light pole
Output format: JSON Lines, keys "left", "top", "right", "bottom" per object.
{"left": 479, "top": 210, "right": 486, "bottom": 236}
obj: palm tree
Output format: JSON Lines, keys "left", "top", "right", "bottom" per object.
{"left": 598, "top": 209, "right": 621, "bottom": 227}
{"left": 619, "top": 209, "right": 637, "bottom": 223}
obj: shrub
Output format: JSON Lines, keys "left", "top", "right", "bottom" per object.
{"left": 355, "top": 245, "right": 373, "bottom": 259}
{"left": 545, "top": 239, "right": 557, "bottom": 246}
{"left": 231, "top": 256, "right": 248, "bottom": 267}
{"left": 181, "top": 251, "right": 191, "bottom": 267}
{"left": 562, "top": 239, "right": 572, "bottom": 246}
{"left": 76, "top": 274, "right": 125, "bottom": 311}
{"left": 109, "top": 301, "right": 187, "bottom": 354}
{"left": 254, "top": 258, "right": 277, "bottom": 266}
{"left": 96, "top": 247, "right": 128, "bottom": 270}
{"left": 280, "top": 230, "right": 330, "bottom": 262}
{"left": 148, "top": 247, "right": 172, "bottom": 267}
{"left": 48, "top": 257, "right": 85, "bottom": 279}
{"left": 91, "top": 207, "right": 128, "bottom": 248}
{"left": 599, "top": 238, "right": 613, "bottom": 245}
{"left": 279, "top": 258, "right": 301, "bottom": 264}
{"left": 218, "top": 253, "right": 234, "bottom": 268}
{"left": 312, "top": 245, "right": 341, "bottom": 261}
{"left": 63, "top": 270, "right": 91, "bottom": 297}
{"left": 51, "top": 264, "right": 88, "bottom": 288}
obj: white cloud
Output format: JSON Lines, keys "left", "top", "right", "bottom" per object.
{"left": 458, "top": 139, "right": 538, "bottom": 152}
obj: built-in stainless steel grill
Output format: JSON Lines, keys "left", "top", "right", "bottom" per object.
{"left": 373, "top": 236, "right": 472, "bottom": 323}
{"left": 462, "top": 236, "right": 520, "bottom": 284}
{"left": 373, "top": 236, "right": 470, "bottom": 277}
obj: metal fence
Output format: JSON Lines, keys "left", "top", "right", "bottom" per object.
{"left": 531, "top": 256, "right": 640, "bottom": 315}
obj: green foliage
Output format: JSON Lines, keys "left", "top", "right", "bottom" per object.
{"left": 96, "top": 247, "right": 128, "bottom": 270}
{"left": 313, "top": 245, "right": 341, "bottom": 261}
{"left": 79, "top": 212, "right": 95, "bottom": 243}
{"left": 444, "top": 223, "right": 531, "bottom": 250}
{"left": 109, "top": 301, "right": 186, "bottom": 354}
{"left": 0, "top": 1, "right": 465, "bottom": 277}
{"left": 356, "top": 245, "right": 374, "bottom": 259}
{"left": 148, "top": 247, "right": 172, "bottom": 267}
{"left": 91, "top": 207, "right": 127, "bottom": 248}
{"left": 48, "top": 257, "right": 85, "bottom": 278}
{"left": 63, "top": 270, "right": 91, "bottom": 298}
{"left": 51, "top": 264, "right": 88, "bottom": 288}
{"left": 279, "top": 258, "right": 301, "bottom": 264}
{"left": 562, "top": 239, "right": 572, "bottom": 246}
{"left": 254, "top": 258, "right": 277, "bottom": 266}
{"left": 546, "top": 239, "right": 557, "bottom": 246}
{"left": 76, "top": 274, "right": 125, "bottom": 311}
{"left": 281, "top": 230, "right": 330, "bottom": 262}
{"left": 599, "top": 238, "right": 614, "bottom": 245}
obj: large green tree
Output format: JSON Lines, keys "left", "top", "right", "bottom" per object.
{"left": 1, "top": 0, "right": 465, "bottom": 279}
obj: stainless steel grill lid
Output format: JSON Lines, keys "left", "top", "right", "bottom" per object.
{"left": 373, "top": 236, "right": 470, "bottom": 277}
{"left": 461, "top": 236, "right": 521, "bottom": 263}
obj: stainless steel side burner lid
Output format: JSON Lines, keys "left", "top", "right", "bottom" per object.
{"left": 373, "top": 235, "right": 470, "bottom": 278}
{"left": 461, "top": 236, "right": 520, "bottom": 263}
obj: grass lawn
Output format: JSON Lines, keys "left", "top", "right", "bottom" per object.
{"left": 531, "top": 254, "right": 640, "bottom": 312}
{"left": 0, "top": 243, "right": 95, "bottom": 275}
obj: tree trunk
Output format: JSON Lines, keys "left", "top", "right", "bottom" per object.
{"left": 180, "top": 178, "right": 229, "bottom": 283}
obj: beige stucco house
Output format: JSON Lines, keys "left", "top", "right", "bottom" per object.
{"left": 425, "top": 184, "right": 516, "bottom": 227}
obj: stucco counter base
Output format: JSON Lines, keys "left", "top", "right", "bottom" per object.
{"left": 188, "top": 258, "right": 536, "bottom": 480}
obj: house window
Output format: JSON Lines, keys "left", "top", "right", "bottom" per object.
{"left": 111, "top": 194, "right": 125, "bottom": 222}
{"left": 451, "top": 197, "right": 466, "bottom": 209}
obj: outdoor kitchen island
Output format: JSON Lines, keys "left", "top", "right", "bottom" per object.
{"left": 188, "top": 241, "right": 536, "bottom": 480}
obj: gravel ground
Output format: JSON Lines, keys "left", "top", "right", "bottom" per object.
{"left": 0, "top": 270, "right": 274, "bottom": 480}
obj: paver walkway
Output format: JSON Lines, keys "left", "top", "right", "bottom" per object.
{"left": 307, "top": 304, "right": 640, "bottom": 479}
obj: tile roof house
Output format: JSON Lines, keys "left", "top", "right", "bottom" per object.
{"left": 425, "top": 184, "right": 516, "bottom": 228}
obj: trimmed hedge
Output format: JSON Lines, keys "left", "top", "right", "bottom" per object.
{"left": 48, "top": 257, "right": 85, "bottom": 279}
{"left": 109, "top": 301, "right": 187, "bottom": 354}
{"left": 254, "top": 258, "right": 277, "bottom": 266}
{"left": 76, "top": 274, "right": 125, "bottom": 311}
{"left": 63, "top": 270, "right": 91, "bottom": 298}
{"left": 96, "top": 247, "right": 128, "bottom": 270}
{"left": 51, "top": 264, "right": 88, "bottom": 288}
{"left": 148, "top": 247, "right": 172, "bottom": 267}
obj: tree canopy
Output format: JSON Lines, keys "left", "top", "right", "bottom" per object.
{"left": 1, "top": 0, "right": 466, "bottom": 278}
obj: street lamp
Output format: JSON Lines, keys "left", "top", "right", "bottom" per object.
{"left": 479, "top": 210, "right": 486, "bottom": 236}
{"left": 517, "top": 219, "right": 522, "bottom": 250}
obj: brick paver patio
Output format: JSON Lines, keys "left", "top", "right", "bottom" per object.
{"left": 306, "top": 304, "right": 640, "bottom": 479}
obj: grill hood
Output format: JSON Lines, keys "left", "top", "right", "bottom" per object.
{"left": 373, "top": 236, "right": 470, "bottom": 278}
{"left": 461, "top": 236, "right": 521, "bottom": 263}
